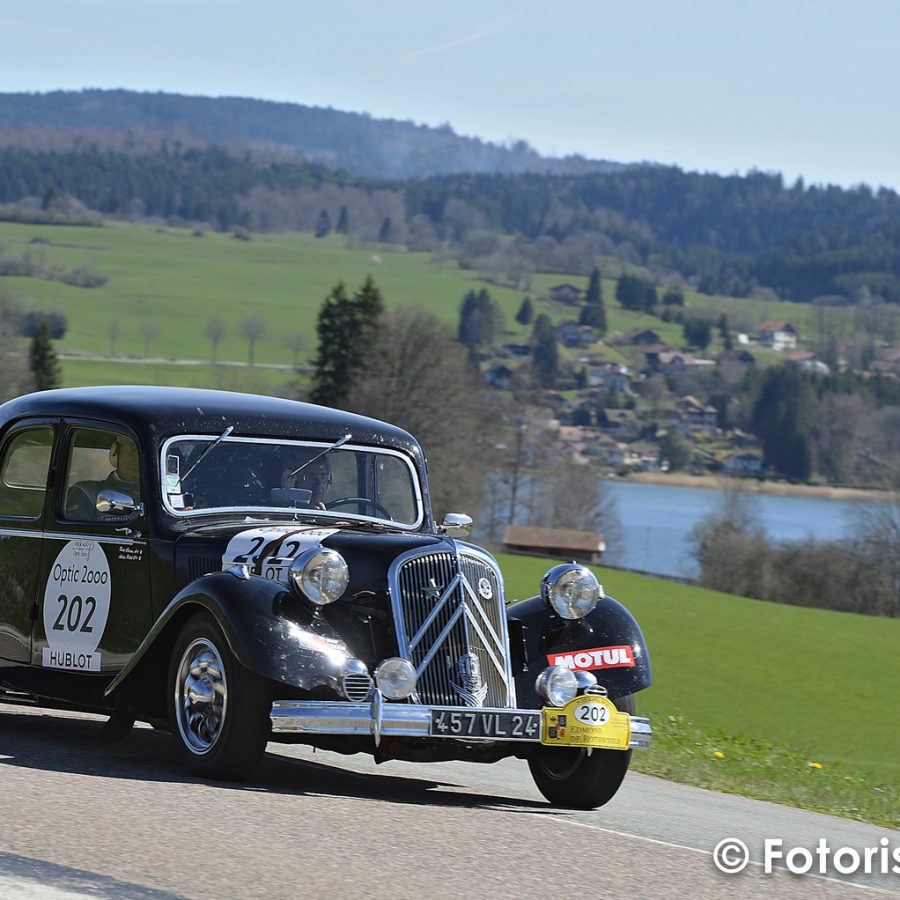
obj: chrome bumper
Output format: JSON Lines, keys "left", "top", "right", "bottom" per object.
{"left": 270, "top": 692, "right": 652, "bottom": 749}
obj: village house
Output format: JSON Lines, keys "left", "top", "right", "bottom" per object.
{"left": 556, "top": 320, "right": 598, "bottom": 348}
{"left": 624, "top": 327, "right": 662, "bottom": 346}
{"left": 758, "top": 320, "right": 798, "bottom": 351}
{"left": 589, "top": 362, "right": 632, "bottom": 393}
{"left": 673, "top": 395, "right": 718, "bottom": 433}
{"left": 484, "top": 364, "right": 515, "bottom": 390}
{"left": 597, "top": 408, "right": 640, "bottom": 439}
{"left": 723, "top": 452, "right": 764, "bottom": 477}
{"left": 548, "top": 284, "right": 585, "bottom": 305}
{"left": 645, "top": 349, "right": 697, "bottom": 375}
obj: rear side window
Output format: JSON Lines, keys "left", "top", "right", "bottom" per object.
{"left": 0, "top": 427, "right": 54, "bottom": 519}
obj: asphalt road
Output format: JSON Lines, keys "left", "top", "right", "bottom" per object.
{"left": 1, "top": 702, "right": 898, "bottom": 899}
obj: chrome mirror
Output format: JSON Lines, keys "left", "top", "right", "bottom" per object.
{"left": 96, "top": 489, "right": 143, "bottom": 517}
{"left": 437, "top": 513, "right": 473, "bottom": 537}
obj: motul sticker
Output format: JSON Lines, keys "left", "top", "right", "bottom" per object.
{"left": 547, "top": 645, "right": 636, "bottom": 671}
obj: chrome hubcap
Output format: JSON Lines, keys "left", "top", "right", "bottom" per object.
{"left": 175, "top": 638, "right": 228, "bottom": 755}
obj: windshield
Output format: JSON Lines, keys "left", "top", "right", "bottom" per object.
{"left": 160, "top": 435, "right": 423, "bottom": 528}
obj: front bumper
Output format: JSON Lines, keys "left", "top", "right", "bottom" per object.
{"left": 270, "top": 692, "right": 652, "bottom": 749}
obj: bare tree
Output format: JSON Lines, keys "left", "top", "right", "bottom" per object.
{"left": 343, "top": 308, "right": 494, "bottom": 518}
{"left": 108, "top": 320, "right": 120, "bottom": 357}
{"left": 688, "top": 486, "right": 775, "bottom": 597}
{"left": 0, "top": 291, "right": 35, "bottom": 398}
{"left": 140, "top": 321, "right": 161, "bottom": 356}
{"left": 284, "top": 332, "right": 308, "bottom": 368}
{"left": 204, "top": 318, "right": 227, "bottom": 364}
{"left": 239, "top": 314, "right": 267, "bottom": 367}
{"left": 851, "top": 494, "right": 900, "bottom": 617}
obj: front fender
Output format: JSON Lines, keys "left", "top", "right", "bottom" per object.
{"left": 507, "top": 594, "right": 652, "bottom": 708}
{"left": 106, "top": 571, "right": 356, "bottom": 700}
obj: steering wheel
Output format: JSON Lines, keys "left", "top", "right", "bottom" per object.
{"left": 325, "top": 497, "right": 393, "bottom": 520}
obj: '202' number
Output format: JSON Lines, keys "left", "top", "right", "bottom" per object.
{"left": 52, "top": 594, "right": 97, "bottom": 633}
{"left": 575, "top": 702, "right": 610, "bottom": 726}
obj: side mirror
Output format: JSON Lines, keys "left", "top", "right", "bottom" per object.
{"left": 437, "top": 513, "right": 473, "bottom": 538}
{"left": 96, "top": 489, "right": 143, "bottom": 517}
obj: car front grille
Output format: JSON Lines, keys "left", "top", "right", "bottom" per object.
{"left": 389, "top": 547, "right": 515, "bottom": 709}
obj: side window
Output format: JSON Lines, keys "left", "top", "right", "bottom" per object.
{"left": 63, "top": 430, "right": 142, "bottom": 522}
{"left": 0, "top": 427, "right": 53, "bottom": 519}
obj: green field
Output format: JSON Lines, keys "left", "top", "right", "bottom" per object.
{"left": 0, "top": 220, "right": 855, "bottom": 390}
{"left": 498, "top": 553, "right": 900, "bottom": 825}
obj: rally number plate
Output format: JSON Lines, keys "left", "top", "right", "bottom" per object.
{"left": 541, "top": 696, "right": 631, "bottom": 750}
{"left": 430, "top": 709, "right": 541, "bottom": 740}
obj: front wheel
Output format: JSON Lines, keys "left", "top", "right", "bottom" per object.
{"left": 528, "top": 694, "right": 634, "bottom": 809}
{"left": 168, "top": 611, "right": 271, "bottom": 781}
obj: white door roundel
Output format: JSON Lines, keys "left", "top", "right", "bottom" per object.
{"left": 42, "top": 540, "right": 111, "bottom": 672}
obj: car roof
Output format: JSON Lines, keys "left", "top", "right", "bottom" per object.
{"left": 0, "top": 386, "right": 423, "bottom": 457}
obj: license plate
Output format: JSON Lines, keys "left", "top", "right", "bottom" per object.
{"left": 430, "top": 709, "right": 541, "bottom": 740}
{"left": 541, "top": 696, "right": 631, "bottom": 750}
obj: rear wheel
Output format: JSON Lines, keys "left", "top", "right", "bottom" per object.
{"left": 168, "top": 611, "right": 270, "bottom": 780}
{"left": 528, "top": 694, "right": 634, "bottom": 809}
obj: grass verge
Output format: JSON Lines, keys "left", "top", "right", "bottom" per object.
{"left": 631, "top": 713, "right": 900, "bottom": 829}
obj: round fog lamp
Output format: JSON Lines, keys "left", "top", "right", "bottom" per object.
{"left": 540, "top": 563, "right": 602, "bottom": 620}
{"left": 536, "top": 665, "right": 579, "bottom": 708}
{"left": 374, "top": 658, "right": 417, "bottom": 700}
{"left": 289, "top": 547, "right": 349, "bottom": 606}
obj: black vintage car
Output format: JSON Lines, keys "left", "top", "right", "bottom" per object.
{"left": 0, "top": 386, "right": 651, "bottom": 808}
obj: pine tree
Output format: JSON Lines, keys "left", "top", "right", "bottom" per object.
{"left": 29, "top": 318, "right": 61, "bottom": 390}
{"left": 457, "top": 288, "right": 501, "bottom": 352}
{"left": 310, "top": 277, "right": 385, "bottom": 407}
{"left": 532, "top": 314, "right": 559, "bottom": 389}
{"left": 315, "top": 209, "right": 332, "bottom": 238}
{"left": 378, "top": 217, "right": 392, "bottom": 242}
{"left": 335, "top": 206, "right": 349, "bottom": 235}
{"left": 515, "top": 296, "right": 534, "bottom": 327}
{"left": 586, "top": 267, "right": 602, "bottom": 305}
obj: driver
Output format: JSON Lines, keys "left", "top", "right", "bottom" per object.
{"left": 280, "top": 449, "right": 331, "bottom": 510}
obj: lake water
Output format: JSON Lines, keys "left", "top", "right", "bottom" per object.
{"left": 602, "top": 481, "right": 873, "bottom": 579}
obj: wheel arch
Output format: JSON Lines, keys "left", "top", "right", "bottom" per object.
{"left": 106, "top": 572, "right": 354, "bottom": 719}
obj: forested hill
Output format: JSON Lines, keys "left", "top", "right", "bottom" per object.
{"left": 1, "top": 89, "right": 899, "bottom": 302}
{"left": 0, "top": 89, "right": 627, "bottom": 180}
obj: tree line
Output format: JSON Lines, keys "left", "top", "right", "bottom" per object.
{"left": 1, "top": 142, "right": 899, "bottom": 303}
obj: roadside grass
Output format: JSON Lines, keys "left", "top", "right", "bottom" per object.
{"left": 495, "top": 552, "right": 900, "bottom": 827}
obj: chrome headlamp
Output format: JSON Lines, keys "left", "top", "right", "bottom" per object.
{"left": 374, "top": 657, "right": 417, "bottom": 700}
{"left": 536, "top": 665, "right": 579, "bottom": 707}
{"left": 540, "top": 563, "right": 603, "bottom": 620}
{"left": 289, "top": 547, "right": 349, "bottom": 606}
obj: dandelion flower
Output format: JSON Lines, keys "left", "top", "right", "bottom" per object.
{"left": 713, "top": 751, "right": 726, "bottom": 759}
{"left": 808, "top": 761, "right": 823, "bottom": 769}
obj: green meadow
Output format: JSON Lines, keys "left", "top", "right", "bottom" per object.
{"left": 0, "top": 220, "right": 856, "bottom": 390}
{"left": 498, "top": 553, "right": 900, "bottom": 827}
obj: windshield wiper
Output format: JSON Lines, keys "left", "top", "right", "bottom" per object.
{"left": 287, "top": 433, "right": 352, "bottom": 480}
{"left": 177, "top": 425, "right": 234, "bottom": 489}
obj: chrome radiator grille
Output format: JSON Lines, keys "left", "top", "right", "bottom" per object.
{"left": 389, "top": 547, "right": 515, "bottom": 709}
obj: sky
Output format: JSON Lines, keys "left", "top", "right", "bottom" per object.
{"left": 4, "top": 0, "right": 900, "bottom": 190}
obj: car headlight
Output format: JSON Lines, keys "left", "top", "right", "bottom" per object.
{"left": 536, "top": 666, "right": 579, "bottom": 707}
{"left": 374, "top": 658, "right": 417, "bottom": 700}
{"left": 540, "top": 563, "right": 603, "bottom": 620}
{"left": 289, "top": 547, "right": 349, "bottom": 606}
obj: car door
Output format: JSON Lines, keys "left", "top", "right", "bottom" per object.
{"left": 33, "top": 422, "right": 153, "bottom": 686}
{"left": 0, "top": 420, "right": 56, "bottom": 664}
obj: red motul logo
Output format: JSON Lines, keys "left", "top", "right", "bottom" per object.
{"left": 547, "top": 645, "right": 636, "bottom": 671}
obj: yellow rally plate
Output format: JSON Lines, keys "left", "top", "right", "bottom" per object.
{"left": 541, "top": 695, "right": 631, "bottom": 750}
